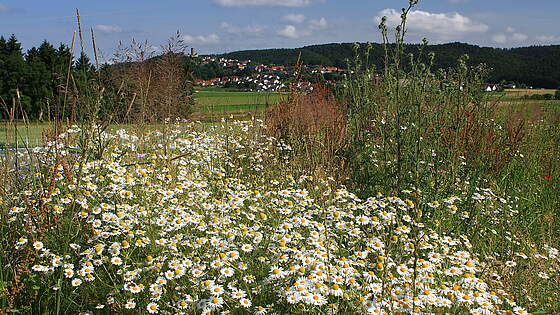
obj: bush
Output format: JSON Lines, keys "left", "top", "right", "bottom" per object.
{"left": 105, "top": 32, "right": 194, "bottom": 123}
{"left": 523, "top": 93, "right": 554, "bottom": 100}
{"left": 266, "top": 84, "right": 347, "bottom": 178}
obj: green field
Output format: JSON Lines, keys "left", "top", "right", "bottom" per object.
{"left": 194, "top": 88, "right": 284, "bottom": 113}
{"left": 2, "top": 90, "right": 557, "bottom": 148}
{"left": 0, "top": 89, "right": 285, "bottom": 147}
{"left": 491, "top": 89, "right": 558, "bottom": 101}
{"left": 0, "top": 122, "right": 46, "bottom": 148}
{"left": 0, "top": 123, "right": 196, "bottom": 148}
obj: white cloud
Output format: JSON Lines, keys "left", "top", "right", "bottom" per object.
{"left": 376, "top": 9, "right": 488, "bottom": 39}
{"left": 309, "top": 17, "right": 328, "bottom": 30}
{"left": 215, "top": 0, "right": 316, "bottom": 7}
{"left": 506, "top": 26, "right": 515, "bottom": 33}
{"left": 492, "top": 32, "right": 528, "bottom": 44}
{"left": 181, "top": 34, "right": 221, "bottom": 45}
{"left": 536, "top": 35, "right": 560, "bottom": 43}
{"left": 221, "top": 22, "right": 266, "bottom": 35}
{"left": 94, "top": 24, "right": 123, "bottom": 33}
{"left": 277, "top": 25, "right": 311, "bottom": 39}
{"left": 283, "top": 13, "right": 306, "bottom": 24}
{"left": 277, "top": 16, "right": 328, "bottom": 39}
{"left": 511, "top": 33, "right": 528, "bottom": 42}
{"left": 492, "top": 34, "right": 507, "bottom": 44}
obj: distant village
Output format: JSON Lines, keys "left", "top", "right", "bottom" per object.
{"left": 192, "top": 53, "right": 354, "bottom": 92}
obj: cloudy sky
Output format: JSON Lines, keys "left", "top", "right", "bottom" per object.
{"left": 1, "top": 0, "right": 559, "bottom": 60}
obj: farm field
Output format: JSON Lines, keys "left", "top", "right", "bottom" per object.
{"left": 3, "top": 95, "right": 557, "bottom": 148}
{"left": 495, "top": 99, "right": 560, "bottom": 113}
{"left": 194, "top": 88, "right": 284, "bottom": 113}
{"left": 0, "top": 122, "right": 210, "bottom": 148}
{"left": 491, "top": 89, "right": 558, "bottom": 101}
{"left": 504, "top": 88, "right": 557, "bottom": 95}
{"left": 5, "top": 89, "right": 556, "bottom": 148}
{"left": 0, "top": 122, "right": 45, "bottom": 148}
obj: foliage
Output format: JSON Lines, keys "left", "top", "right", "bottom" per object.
{"left": 0, "top": 33, "right": 194, "bottom": 123}
{"left": 0, "top": 35, "right": 73, "bottom": 120}
{"left": 266, "top": 85, "right": 346, "bottom": 178}
{"left": 184, "top": 56, "right": 259, "bottom": 81}
{"left": 342, "top": 12, "right": 508, "bottom": 199}
{"left": 101, "top": 33, "right": 195, "bottom": 123}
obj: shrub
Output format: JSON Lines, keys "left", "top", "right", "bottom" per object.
{"left": 523, "top": 93, "right": 554, "bottom": 100}
{"left": 105, "top": 32, "right": 194, "bottom": 123}
{"left": 266, "top": 84, "right": 347, "bottom": 179}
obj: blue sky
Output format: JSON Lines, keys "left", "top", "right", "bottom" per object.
{"left": 1, "top": 0, "right": 559, "bottom": 60}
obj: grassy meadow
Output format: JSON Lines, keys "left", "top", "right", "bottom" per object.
{"left": 1, "top": 4, "right": 560, "bottom": 314}
{"left": 0, "top": 117, "right": 551, "bottom": 315}
{"left": 491, "top": 89, "right": 558, "bottom": 102}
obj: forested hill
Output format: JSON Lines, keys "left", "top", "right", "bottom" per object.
{"left": 217, "top": 42, "right": 560, "bottom": 88}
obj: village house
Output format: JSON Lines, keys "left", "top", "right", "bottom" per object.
{"left": 481, "top": 83, "right": 500, "bottom": 92}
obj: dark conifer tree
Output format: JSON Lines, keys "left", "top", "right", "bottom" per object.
{"left": 25, "top": 47, "right": 51, "bottom": 118}
{"left": 0, "top": 36, "right": 7, "bottom": 102}
{"left": 0, "top": 35, "right": 28, "bottom": 117}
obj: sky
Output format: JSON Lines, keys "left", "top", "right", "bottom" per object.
{"left": 1, "top": 0, "right": 560, "bottom": 61}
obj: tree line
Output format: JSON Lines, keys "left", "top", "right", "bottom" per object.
{"left": 218, "top": 42, "right": 560, "bottom": 89}
{"left": 0, "top": 35, "right": 75, "bottom": 120}
{"left": 0, "top": 34, "right": 193, "bottom": 122}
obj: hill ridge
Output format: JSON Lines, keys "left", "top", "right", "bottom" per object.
{"left": 216, "top": 42, "right": 560, "bottom": 88}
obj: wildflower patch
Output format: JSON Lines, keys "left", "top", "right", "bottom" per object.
{"left": 4, "top": 120, "right": 554, "bottom": 314}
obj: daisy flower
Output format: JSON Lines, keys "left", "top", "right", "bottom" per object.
{"left": 146, "top": 302, "right": 159, "bottom": 314}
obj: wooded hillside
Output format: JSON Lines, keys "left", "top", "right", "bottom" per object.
{"left": 218, "top": 42, "right": 560, "bottom": 88}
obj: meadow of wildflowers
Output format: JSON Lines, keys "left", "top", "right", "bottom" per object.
{"left": 2, "top": 119, "right": 558, "bottom": 314}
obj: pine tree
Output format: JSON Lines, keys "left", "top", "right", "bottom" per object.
{"left": 0, "top": 36, "right": 7, "bottom": 103}
{"left": 0, "top": 35, "right": 28, "bottom": 117}
{"left": 54, "top": 43, "right": 72, "bottom": 92}
{"left": 74, "top": 51, "right": 94, "bottom": 74}
{"left": 37, "top": 41, "right": 57, "bottom": 70}
{"left": 25, "top": 47, "right": 52, "bottom": 118}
